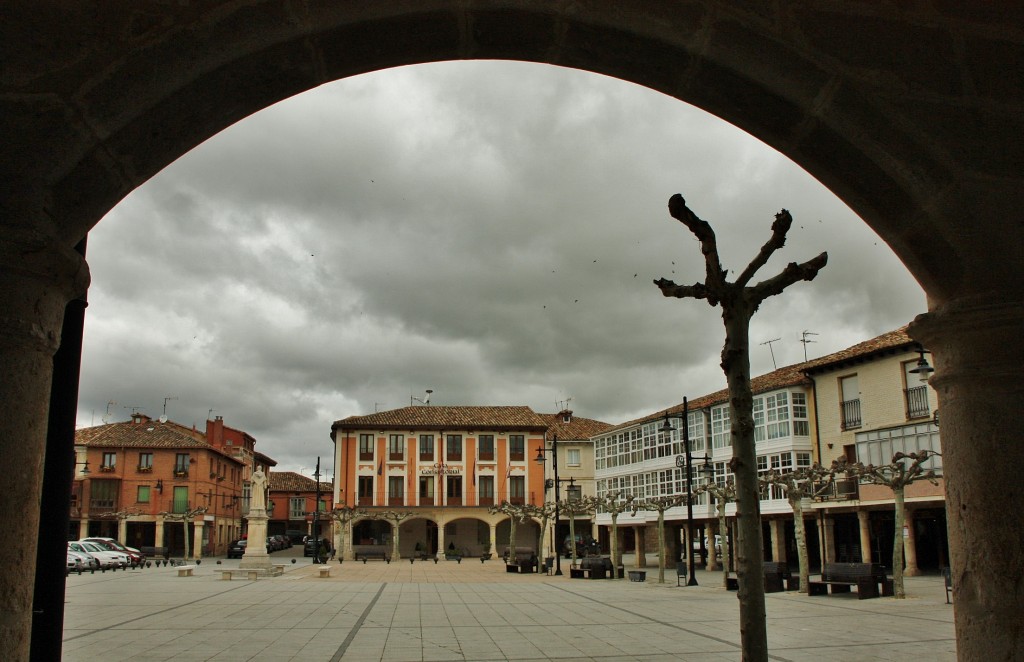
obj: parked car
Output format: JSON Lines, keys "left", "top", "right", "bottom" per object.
{"left": 84, "top": 537, "right": 144, "bottom": 566}
{"left": 286, "top": 530, "right": 306, "bottom": 545}
{"left": 272, "top": 534, "right": 291, "bottom": 549}
{"left": 303, "top": 537, "right": 332, "bottom": 558}
{"left": 66, "top": 551, "right": 84, "bottom": 575}
{"left": 67, "top": 545, "right": 100, "bottom": 571}
{"left": 266, "top": 536, "right": 283, "bottom": 552}
{"left": 227, "top": 539, "right": 247, "bottom": 559}
{"left": 69, "top": 541, "right": 128, "bottom": 568}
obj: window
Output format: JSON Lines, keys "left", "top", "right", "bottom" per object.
{"left": 388, "top": 476, "right": 404, "bottom": 505}
{"left": 566, "top": 448, "right": 580, "bottom": 466}
{"left": 137, "top": 452, "right": 153, "bottom": 471}
{"left": 478, "top": 435, "right": 495, "bottom": 461}
{"left": 171, "top": 486, "right": 189, "bottom": 513}
{"left": 509, "top": 435, "right": 525, "bottom": 461}
{"left": 792, "top": 392, "right": 810, "bottom": 436}
{"left": 357, "top": 476, "right": 374, "bottom": 506}
{"left": 89, "top": 479, "right": 117, "bottom": 510}
{"left": 418, "top": 476, "right": 435, "bottom": 504}
{"left": 174, "top": 453, "right": 189, "bottom": 477}
{"left": 446, "top": 476, "right": 463, "bottom": 505}
{"left": 359, "top": 434, "right": 374, "bottom": 461}
{"left": 389, "top": 434, "right": 404, "bottom": 461}
{"left": 101, "top": 452, "right": 116, "bottom": 471}
{"left": 711, "top": 406, "right": 731, "bottom": 449}
{"left": 446, "top": 435, "right": 462, "bottom": 461}
{"left": 856, "top": 422, "right": 942, "bottom": 471}
{"left": 478, "top": 475, "right": 494, "bottom": 506}
{"left": 840, "top": 375, "right": 861, "bottom": 430}
{"left": 419, "top": 435, "right": 434, "bottom": 461}
{"left": 509, "top": 475, "right": 525, "bottom": 504}
{"left": 765, "top": 392, "right": 791, "bottom": 439}
{"left": 136, "top": 485, "right": 150, "bottom": 503}
{"left": 289, "top": 497, "right": 305, "bottom": 519}
{"left": 903, "top": 361, "right": 931, "bottom": 419}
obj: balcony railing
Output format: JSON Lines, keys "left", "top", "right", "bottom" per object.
{"left": 509, "top": 495, "right": 525, "bottom": 505}
{"left": 357, "top": 496, "right": 373, "bottom": 506}
{"left": 509, "top": 451, "right": 524, "bottom": 461}
{"left": 905, "top": 385, "right": 930, "bottom": 419}
{"left": 840, "top": 399, "right": 862, "bottom": 430}
{"left": 388, "top": 496, "right": 405, "bottom": 506}
{"left": 478, "top": 451, "right": 494, "bottom": 461}
{"left": 359, "top": 452, "right": 373, "bottom": 461}
{"left": 813, "top": 478, "right": 860, "bottom": 501}
{"left": 419, "top": 495, "right": 436, "bottom": 506}
{"left": 137, "top": 465, "right": 152, "bottom": 473}
{"left": 447, "top": 496, "right": 463, "bottom": 506}
{"left": 173, "top": 469, "right": 189, "bottom": 478}
{"left": 478, "top": 496, "right": 494, "bottom": 506}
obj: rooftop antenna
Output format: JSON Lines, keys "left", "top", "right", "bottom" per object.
{"left": 800, "top": 330, "right": 819, "bottom": 362}
{"left": 208, "top": 408, "right": 215, "bottom": 420}
{"left": 411, "top": 389, "right": 433, "bottom": 406}
{"left": 760, "top": 338, "right": 782, "bottom": 370}
{"left": 161, "top": 396, "right": 178, "bottom": 423}
{"left": 102, "top": 400, "right": 118, "bottom": 424}
{"left": 125, "top": 405, "right": 144, "bottom": 416}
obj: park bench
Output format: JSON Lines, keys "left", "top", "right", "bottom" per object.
{"left": 503, "top": 547, "right": 537, "bottom": 573}
{"left": 762, "top": 562, "right": 796, "bottom": 592}
{"left": 355, "top": 549, "right": 390, "bottom": 563}
{"left": 176, "top": 565, "right": 195, "bottom": 577}
{"left": 569, "top": 556, "right": 611, "bottom": 579}
{"left": 808, "top": 562, "right": 893, "bottom": 599}
{"left": 141, "top": 546, "right": 169, "bottom": 560}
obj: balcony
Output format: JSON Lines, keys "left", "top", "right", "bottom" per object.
{"left": 840, "top": 399, "right": 862, "bottom": 430}
{"left": 447, "top": 496, "right": 463, "bottom": 506}
{"left": 137, "top": 465, "right": 152, "bottom": 473}
{"left": 478, "top": 496, "right": 494, "bottom": 507}
{"left": 388, "top": 496, "right": 405, "bottom": 506}
{"left": 509, "top": 496, "right": 525, "bottom": 505}
{"left": 419, "top": 495, "right": 436, "bottom": 506}
{"left": 478, "top": 451, "right": 494, "bottom": 461}
{"left": 98, "top": 465, "right": 115, "bottom": 473}
{"left": 357, "top": 496, "right": 373, "bottom": 507}
{"left": 173, "top": 469, "right": 189, "bottom": 478}
{"left": 905, "top": 385, "right": 931, "bottom": 419}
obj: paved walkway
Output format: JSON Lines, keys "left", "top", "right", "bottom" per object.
{"left": 62, "top": 555, "right": 956, "bottom": 662}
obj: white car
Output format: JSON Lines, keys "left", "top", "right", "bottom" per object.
{"left": 66, "top": 551, "right": 84, "bottom": 575}
{"left": 67, "top": 546, "right": 100, "bottom": 571}
{"left": 70, "top": 541, "right": 128, "bottom": 569}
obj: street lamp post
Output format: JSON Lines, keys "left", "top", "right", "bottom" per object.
{"left": 534, "top": 434, "right": 563, "bottom": 576}
{"left": 663, "top": 397, "right": 704, "bottom": 586}
{"left": 312, "top": 456, "right": 322, "bottom": 562}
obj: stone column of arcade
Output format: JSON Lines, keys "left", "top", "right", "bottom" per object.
{"left": 0, "top": 229, "right": 89, "bottom": 660}
{"left": 857, "top": 511, "right": 872, "bottom": 563}
{"left": 911, "top": 300, "right": 1024, "bottom": 659}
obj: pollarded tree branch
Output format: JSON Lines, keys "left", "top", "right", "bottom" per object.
{"left": 748, "top": 252, "right": 828, "bottom": 309}
{"left": 652, "top": 278, "right": 717, "bottom": 305}
{"left": 667, "top": 194, "right": 728, "bottom": 291}
{"left": 735, "top": 209, "right": 793, "bottom": 287}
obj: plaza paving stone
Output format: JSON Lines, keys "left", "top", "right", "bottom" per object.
{"left": 62, "top": 555, "right": 956, "bottom": 661}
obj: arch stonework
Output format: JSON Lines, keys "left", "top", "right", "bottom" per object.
{"left": 2, "top": 3, "right": 1022, "bottom": 659}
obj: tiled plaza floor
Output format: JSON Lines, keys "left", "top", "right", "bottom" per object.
{"left": 61, "top": 554, "right": 956, "bottom": 661}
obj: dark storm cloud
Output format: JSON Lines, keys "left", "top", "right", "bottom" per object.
{"left": 77, "top": 61, "right": 924, "bottom": 474}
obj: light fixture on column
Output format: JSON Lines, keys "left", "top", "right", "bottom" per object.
{"left": 908, "top": 344, "right": 934, "bottom": 382}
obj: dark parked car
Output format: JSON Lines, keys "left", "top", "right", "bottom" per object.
{"left": 286, "top": 530, "right": 306, "bottom": 545}
{"left": 304, "top": 537, "right": 332, "bottom": 558}
{"left": 272, "top": 534, "right": 291, "bottom": 549}
{"left": 227, "top": 540, "right": 247, "bottom": 559}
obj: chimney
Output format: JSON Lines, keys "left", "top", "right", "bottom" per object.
{"left": 206, "top": 416, "right": 225, "bottom": 447}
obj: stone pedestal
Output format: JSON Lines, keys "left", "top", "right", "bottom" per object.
{"left": 238, "top": 508, "right": 278, "bottom": 576}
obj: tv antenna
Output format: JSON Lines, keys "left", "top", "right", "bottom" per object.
{"left": 102, "top": 400, "right": 118, "bottom": 424}
{"left": 800, "top": 330, "right": 819, "bottom": 362}
{"left": 162, "top": 396, "right": 178, "bottom": 422}
{"left": 411, "top": 389, "right": 433, "bottom": 406}
{"left": 760, "top": 338, "right": 782, "bottom": 370}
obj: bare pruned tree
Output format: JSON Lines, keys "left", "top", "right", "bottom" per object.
{"left": 594, "top": 491, "right": 636, "bottom": 578}
{"left": 559, "top": 495, "right": 598, "bottom": 568}
{"left": 488, "top": 500, "right": 535, "bottom": 559}
{"left": 369, "top": 509, "right": 417, "bottom": 561}
{"left": 655, "top": 194, "right": 827, "bottom": 662}
{"left": 325, "top": 501, "right": 368, "bottom": 561}
{"left": 632, "top": 494, "right": 687, "bottom": 583}
{"left": 695, "top": 479, "right": 737, "bottom": 588}
{"left": 761, "top": 461, "right": 848, "bottom": 592}
{"left": 157, "top": 506, "right": 209, "bottom": 561}
{"left": 847, "top": 451, "right": 941, "bottom": 598}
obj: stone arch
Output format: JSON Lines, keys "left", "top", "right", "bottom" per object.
{"left": 3, "top": 4, "right": 1023, "bottom": 659}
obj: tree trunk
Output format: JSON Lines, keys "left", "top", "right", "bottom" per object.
{"left": 508, "top": 517, "right": 517, "bottom": 558}
{"left": 718, "top": 500, "right": 731, "bottom": 588}
{"left": 790, "top": 495, "right": 810, "bottom": 592}
{"left": 568, "top": 515, "right": 578, "bottom": 566}
{"left": 391, "top": 522, "right": 401, "bottom": 562}
{"left": 182, "top": 519, "right": 190, "bottom": 561}
{"left": 893, "top": 487, "right": 906, "bottom": 599}
{"left": 610, "top": 513, "right": 620, "bottom": 577}
{"left": 657, "top": 510, "right": 666, "bottom": 583}
{"left": 723, "top": 307, "right": 768, "bottom": 662}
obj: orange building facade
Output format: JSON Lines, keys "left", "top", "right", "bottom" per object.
{"left": 72, "top": 414, "right": 275, "bottom": 557}
{"left": 330, "top": 406, "right": 549, "bottom": 560}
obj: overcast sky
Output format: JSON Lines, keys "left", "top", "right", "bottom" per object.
{"left": 75, "top": 61, "right": 925, "bottom": 477}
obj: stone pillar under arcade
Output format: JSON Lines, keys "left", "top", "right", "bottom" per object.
{"left": 634, "top": 525, "right": 646, "bottom": 568}
{"left": 706, "top": 521, "right": 719, "bottom": 571}
{"left": 911, "top": 298, "right": 1024, "bottom": 659}
{"left": 902, "top": 509, "right": 919, "bottom": 577}
{"left": 769, "top": 519, "right": 786, "bottom": 564}
{"left": 857, "top": 511, "right": 872, "bottom": 563}
{"left": 0, "top": 230, "right": 88, "bottom": 661}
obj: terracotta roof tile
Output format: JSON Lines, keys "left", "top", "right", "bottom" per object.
{"left": 537, "top": 412, "right": 613, "bottom": 441}
{"left": 74, "top": 414, "right": 244, "bottom": 463}
{"left": 333, "top": 406, "right": 549, "bottom": 432}
{"left": 268, "top": 471, "right": 330, "bottom": 492}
